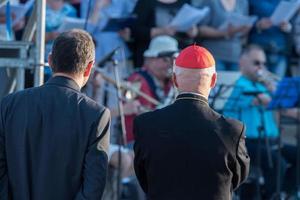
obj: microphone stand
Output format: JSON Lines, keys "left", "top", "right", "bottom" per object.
{"left": 111, "top": 54, "right": 127, "bottom": 200}
{"left": 97, "top": 47, "right": 127, "bottom": 200}
{"left": 84, "top": 0, "right": 93, "bottom": 30}
{"left": 294, "top": 80, "right": 300, "bottom": 200}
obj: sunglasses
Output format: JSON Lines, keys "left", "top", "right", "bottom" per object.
{"left": 253, "top": 60, "right": 266, "bottom": 67}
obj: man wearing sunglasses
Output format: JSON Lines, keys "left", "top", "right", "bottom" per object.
{"left": 125, "top": 35, "right": 179, "bottom": 147}
{"left": 224, "top": 44, "right": 297, "bottom": 199}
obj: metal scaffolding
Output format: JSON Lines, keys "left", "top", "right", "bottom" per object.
{"left": 0, "top": 0, "right": 46, "bottom": 98}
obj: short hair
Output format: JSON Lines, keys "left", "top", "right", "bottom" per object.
{"left": 240, "top": 44, "right": 264, "bottom": 57}
{"left": 51, "top": 29, "right": 95, "bottom": 74}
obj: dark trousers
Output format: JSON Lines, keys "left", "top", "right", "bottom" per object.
{"left": 244, "top": 138, "right": 297, "bottom": 198}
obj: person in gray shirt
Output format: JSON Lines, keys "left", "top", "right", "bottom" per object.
{"left": 197, "top": 0, "right": 250, "bottom": 71}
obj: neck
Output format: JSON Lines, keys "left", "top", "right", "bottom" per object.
{"left": 178, "top": 88, "right": 209, "bottom": 99}
{"left": 53, "top": 72, "right": 83, "bottom": 88}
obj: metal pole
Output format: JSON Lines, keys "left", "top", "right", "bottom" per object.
{"left": 16, "top": 48, "right": 26, "bottom": 90}
{"left": 34, "top": 0, "right": 45, "bottom": 87}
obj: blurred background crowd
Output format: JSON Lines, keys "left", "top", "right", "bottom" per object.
{"left": 1, "top": 0, "right": 300, "bottom": 199}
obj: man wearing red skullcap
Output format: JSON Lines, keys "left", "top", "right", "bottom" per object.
{"left": 133, "top": 45, "right": 250, "bottom": 200}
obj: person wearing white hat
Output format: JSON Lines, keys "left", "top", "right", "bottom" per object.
{"left": 125, "top": 35, "right": 179, "bottom": 146}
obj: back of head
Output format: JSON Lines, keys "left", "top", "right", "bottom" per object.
{"left": 173, "top": 45, "right": 217, "bottom": 96}
{"left": 51, "top": 29, "right": 95, "bottom": 75}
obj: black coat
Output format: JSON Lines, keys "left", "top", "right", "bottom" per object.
{"left": 0, "top": 76, "right": 110, "bottom": 200}
{"left": 133, "top": 93, "right": 250, "bottom": 200}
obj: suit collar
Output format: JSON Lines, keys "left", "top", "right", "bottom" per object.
{"left": 175, "top": 92, "right": 209, "bottom": 105}
{"left": 46, "top": 76, "right": 81, "bottom": 91}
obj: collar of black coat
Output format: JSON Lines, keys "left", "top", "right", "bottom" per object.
{"left": 46, "top": 76, "right": 81, "bottom": 91}
{"left": 175, "top": 92, "right": 209, "bottom": 105}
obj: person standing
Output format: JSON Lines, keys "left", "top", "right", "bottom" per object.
{"left": 0, "top": 29, "right": 110, "bottom": 200}
{"left": 133, "top": 45, "right": 250, "bottom": 199}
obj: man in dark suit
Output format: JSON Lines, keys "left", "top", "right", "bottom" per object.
{"left": 133, "top": 45, "right": 250, "bottom": 200}
{"left": 0, "top": 29, "right": 110, "bottom": 200}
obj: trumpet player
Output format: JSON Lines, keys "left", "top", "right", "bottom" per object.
{"left": 224, "top": 44, "right": 297, "bottom": 198}
{"left": 125, "top": 35, "right": 179, "bottom": 147}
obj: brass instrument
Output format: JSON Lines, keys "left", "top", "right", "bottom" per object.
{"left": 94, "top": 68, "right": 162, "bottom": 107}
{"left": 256, "top": 69, "right": 281, "bottom": 92}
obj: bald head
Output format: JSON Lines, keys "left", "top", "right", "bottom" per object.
{"left": 173, "top": 65, "right": 216, "bottom": 96}
{"left": 172, "top": 45, "right": 217, "bottom": 97}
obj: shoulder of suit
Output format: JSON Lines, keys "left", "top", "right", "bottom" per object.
{"left": 134, "top": 106, "right": 166, "bottom": 124}
{"left": 218, "top": 115, "right": 244, "bottom": 138}
{"left": 225, "top": 117, "right": 244, "bottom": 132}
{"left": 1, "top": 86, "right": 38, "bottom": 105}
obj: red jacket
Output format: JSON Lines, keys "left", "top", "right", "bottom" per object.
{"left": 125, "top": 70, "right": 172, "bottom": 143}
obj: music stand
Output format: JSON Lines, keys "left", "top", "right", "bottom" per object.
{"left": 209, "top": 71, "right": 241, "bottom": 112}
{"left": 268, "top": 77, "right": 300, "bottom": 199}
{"left": 222, "top": 83, "right": 273, "bottom": 200}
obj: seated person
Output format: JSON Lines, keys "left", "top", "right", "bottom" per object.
{"left": 125, "top": 35, "right": 179, "bottom": 146}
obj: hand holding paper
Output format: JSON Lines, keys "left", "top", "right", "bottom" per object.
{"left": 219, "top": 13, "right": 257, "bottom": 31}
{"left": 169, "top": 4, "right": 210, "bottom": 32}
{"left": 270, "top": 0, "right": 300, "bottom": 25}
{"left": 0, "top": 0, "right": 34, "bottom": 26}
{"left": 57, "top": 17, "right": 87, "bottom": 32}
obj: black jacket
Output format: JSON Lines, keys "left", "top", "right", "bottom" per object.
{"left": 133, "top": 93, "right": 250, "bottom": 200}
{"left": 0, "top": 76, "right": 110, "bottom": 200}
{"left": 131, "top": 0, "right": 191, "bottom": 67}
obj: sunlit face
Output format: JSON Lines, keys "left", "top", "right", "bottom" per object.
{"left": 47, "top": 0, "right": 64, "bottom": 10}
{"left": 145, "top": 56, "right": 173, "bottom": 81}
{"left": 240, "top": 49, "right": 267, "bottom": 81}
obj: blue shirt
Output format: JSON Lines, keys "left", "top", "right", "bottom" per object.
{"left": 249, "top": 0, "right": 287, "bottom": 52}
{"left": 80, "top": 0, "right": 137, "bottom": 61}
{"left": 223, "top": 76, "right": 279, "bottom": 139}
{"left": 45, "top": 3, "right": 77, "bottom": 76}
{"left": 46, "top": 4, "right": 77, "bottom": 32}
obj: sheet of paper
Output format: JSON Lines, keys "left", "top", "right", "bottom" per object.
{"left": 271, "top": 0, "right": 300, "bottom": 25}
{"left": 0, "top": 0, "right": 34, "bottom": 26}
{"left": 219, "top": 13, "right": 257, "bottom": 30}
{"left": 57, "top": 17, "right": 88, "bottom": 32}
{"left": 169, "top": 4, "right": 210, "bottom": 32}
{"left": 0, "top": 0, "right": 8, "bottom": 8}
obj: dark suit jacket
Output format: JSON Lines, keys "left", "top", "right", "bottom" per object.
{"left": 133, "top": 93, "right": 250, "bottom": 200}
{"left": 0, "top": 76, "right": 110, "bottom": 200}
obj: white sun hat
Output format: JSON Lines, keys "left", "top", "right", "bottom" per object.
{"left": 143, "top": 35, "right": 179, "bottom": 58}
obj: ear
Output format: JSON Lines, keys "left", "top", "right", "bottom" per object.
{"left": 239, "top": 56, "right": 246, "bottom": 71}
{"left": 172, "top": 73, "right": 178, "bottom": 88}
{"left": 210, "top": 73, "right": 217, "bottom": 88}
{"left": 48, "top": 53, "right": 53, "bottom": 69}
{"left": 84, "top": 61, "right": 94, "bottom": 77}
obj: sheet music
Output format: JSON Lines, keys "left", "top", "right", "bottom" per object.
{"left": 169, "top": 4, "right": 210, "bottom": 32}
{"left": 271, "top": 0, "right": 300, "bottom": 25}
{"left": 219, "top": 13, "right": 257, "bottom": 30}
{"left": 57, "top": 17, "right": 87, "bottom": 32}
{"left": 0, "top": 0, "right": 34, "bottom": 26}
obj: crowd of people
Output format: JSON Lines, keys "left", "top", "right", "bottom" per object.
{"left": 1, "top": 0, "right": 300, "bottom": 199}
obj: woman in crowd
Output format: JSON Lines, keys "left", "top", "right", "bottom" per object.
{"left": 131, "top": 0, "right": 199, "bottom": 67}
{"left": 197, "top": 0, "right": 250, "bottom": 71}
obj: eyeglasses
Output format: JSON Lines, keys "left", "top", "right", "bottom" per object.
{"left": 253, "top": 60, "right": 266, "bottom": 67}
{"left": 160, "top": 57, "right": 173, "bottom": 63}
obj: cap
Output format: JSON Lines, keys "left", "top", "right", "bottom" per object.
{"left": 143, "top": 35, "right": 179, "bottom": 58}
{"left": 175, "top": 45, "right": 215, "bottom": 69}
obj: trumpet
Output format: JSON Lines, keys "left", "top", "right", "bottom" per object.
{"left": 256, "top": 69, "right": 281, "bottom": 92}
{"left": 94, "top": 68, "right": 162, "bottom": 107}
{"left": 257, "top": 69, "right": 281, "bottom": 82}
